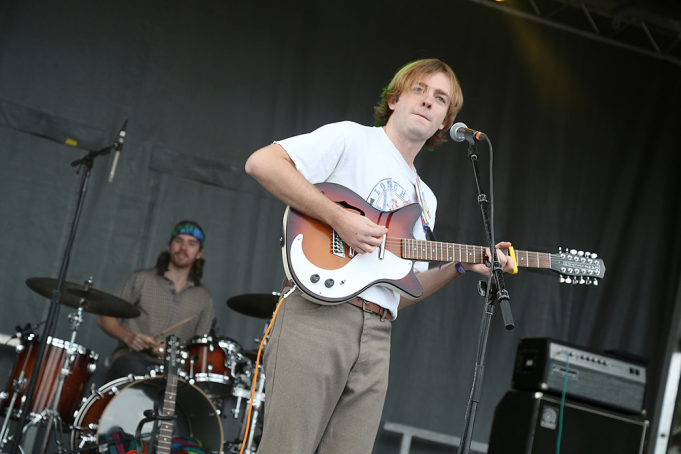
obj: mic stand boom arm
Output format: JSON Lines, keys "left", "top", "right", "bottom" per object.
{"left": 457, "top": 138, "right": 514, "bottom": 454}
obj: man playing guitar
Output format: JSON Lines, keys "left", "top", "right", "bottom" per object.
{"left": 245, "top": 59, "right": 514, "bottom": 453}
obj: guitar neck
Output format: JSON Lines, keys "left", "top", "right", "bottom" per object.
{"left": 401, "top": 239, "right": 551, "bottom": 269}
{"left": 156, "top": 374, "right": 178, "bottom": 454}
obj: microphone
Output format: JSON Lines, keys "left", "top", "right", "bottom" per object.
{"left": 449, "top": 122, "right": 486, "bottom": 143}
{"left": 108, "top": 120, "right": 128, "bottom": 183}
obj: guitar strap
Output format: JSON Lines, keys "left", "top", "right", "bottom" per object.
{"left": 413, "top": 168, "right": 436, "bottom": 242}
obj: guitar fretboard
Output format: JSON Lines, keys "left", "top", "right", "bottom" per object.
{"left": 157, "top": 374, "right": 177, "bottom": 454}
{"left": 400, "top": 239, "right": 551, "bottom": 269}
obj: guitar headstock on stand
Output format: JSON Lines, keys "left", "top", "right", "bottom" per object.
{"left": 164, "top": 334, "right": 183, "bottom": 376}
{"left": 551, "top": 247, "right": 606, "bottom": 285}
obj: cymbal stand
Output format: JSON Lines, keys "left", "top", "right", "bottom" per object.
{"left": 0, "top": 372, "right": 25, "bottom": 449}
{"left": 4, "top": 138, "right": 116, "bottom": 454}
{"left": 39, "top": 302, "right": 86, "bottom": 454}
{"left": 236, "top": 321, "right": 270, "bottom": 454}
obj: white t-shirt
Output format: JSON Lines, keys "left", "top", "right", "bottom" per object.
{"left": 276, "top": 121, "right": 438, "bottom": 319}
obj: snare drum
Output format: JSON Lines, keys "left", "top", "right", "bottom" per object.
{"left": 184, "top": 336, "right": 245, "bottom": 399}
{"left": 71, "top": 376, "right": 223, "bottom": 454}
{"left": 1, "top": 335, "right": 97, "bottom": 424}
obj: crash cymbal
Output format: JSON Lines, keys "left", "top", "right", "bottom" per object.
{"left": 26, "top": 277, "right": 140, "bottom": 318}
{"left": 226, "top": 293, "right": 280, "bottom": 319}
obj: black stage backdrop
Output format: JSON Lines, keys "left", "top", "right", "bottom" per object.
{"left": 0, "top": 0, "right": 680, "bottom": 453}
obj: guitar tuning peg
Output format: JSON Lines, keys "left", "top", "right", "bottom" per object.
{"left": 593, "top": 279, "right": 599, "bottom": 286}
{"left": 585, "top": 251, "right": 591, "bottom": 258}
{"left": 585, "top": 277, "right": 591, "bottom": 285}
{"left": 565, "top": 277, "right": 572, "bottom": 284}
{"left": 559, "top": 275, "right": 566, "bottom": 283}
{"left": 579, "top": 277, "right": 586, "bottom": 284}
{"left": 570, "top": 249, "right": 577, "bottom": 255}
{"left": 578, "top": 251, "right": 584, "bottom": 256}
{"left": 591, "top": 253, "right": 598, "bottom": 259}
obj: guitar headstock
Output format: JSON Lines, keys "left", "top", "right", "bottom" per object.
{"left": 164, "top": 334, "right": 183, "bottom": 377}
{"left": 551, "top": 248, "right": 606, "bottom": 285}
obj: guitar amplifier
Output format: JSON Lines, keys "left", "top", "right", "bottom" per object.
{"left": 487, "top": 391, "right": 649, "bottom": 454}
{"left": 511, "top": 338, "right": 646, "bottom": 414}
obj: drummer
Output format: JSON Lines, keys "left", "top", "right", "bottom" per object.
{"left": 97, "top": 220, "right": 216, "bottom": 381}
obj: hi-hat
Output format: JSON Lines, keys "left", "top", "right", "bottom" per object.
{"left": 26, "top": 277, "right": 140, "bottom": 318}
{"left": 226, "top": 293, "right": 280, "bottom": 319}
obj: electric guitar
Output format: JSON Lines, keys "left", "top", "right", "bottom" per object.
{"left": 282, "top": 183, "right": 606, "bottom": 305}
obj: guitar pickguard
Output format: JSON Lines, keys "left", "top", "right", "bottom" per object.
{"left": 289, "top": 233, "right": 413, "bottom": 302}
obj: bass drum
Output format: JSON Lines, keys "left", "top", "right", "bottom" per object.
{"left": 71, "top": 376, "right": 223, "bottom": 454}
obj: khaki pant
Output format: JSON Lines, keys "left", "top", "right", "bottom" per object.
{"left": 257, "top": 290, "right": 392, "bottom": 454}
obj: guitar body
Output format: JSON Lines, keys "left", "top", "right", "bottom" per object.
{"left": 282, "top": 182, "right": 424, "bottom": 304}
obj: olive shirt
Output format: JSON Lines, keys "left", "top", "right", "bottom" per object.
{"left": 108, "top": 268, "right": 215, "bottom": 366}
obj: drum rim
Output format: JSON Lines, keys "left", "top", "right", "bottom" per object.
{"left": 23, "top": 336, "right": 100, "bottom": 359}
{"left": 72, "top": 375, "right": 223, "bottom": 452}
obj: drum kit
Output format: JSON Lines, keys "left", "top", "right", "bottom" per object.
{"left": 0, "top": 277, "right": 280, "bottom": 454}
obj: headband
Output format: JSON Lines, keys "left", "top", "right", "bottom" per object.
{"left": 170, "top": 223, "right": 205, "bottom": 248}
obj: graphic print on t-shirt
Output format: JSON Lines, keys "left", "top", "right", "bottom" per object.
{"left": 368, "top": 179, "right": 413, "bottom": 211}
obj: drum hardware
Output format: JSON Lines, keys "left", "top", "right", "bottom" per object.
{"left": 38, "top": 297, "right": 91, "bottom": 454}
{"left": 6, "top": 133, "right": 127, "bottom": 454}
{"left": 0, "top": 372, "right": 26, "bottom": 449}
{"left": 6, "top": 275, "right": 130, "bottom": 454}
{"left": 231, "top": 316, "right": 273, "bottom": 454}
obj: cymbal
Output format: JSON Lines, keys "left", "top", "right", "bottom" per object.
{"left": 226, "top": 293, "right": 280, "bottom": 319}
{"left": 26, "top": 277, "right": 140, "bottom": 318}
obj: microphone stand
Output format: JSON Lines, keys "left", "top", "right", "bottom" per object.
{"left": 4, "top": 144, "right": 114, "bottom": 454}
{"left": 457, "top": 138, "right": 514, "bottom": 454}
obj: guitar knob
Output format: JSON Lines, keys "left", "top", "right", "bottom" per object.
{"left": 325, "top": 279, "right": 335, "bottom": 288}
{"left": 310, "top": 274, "right": 320, "bottom": 283}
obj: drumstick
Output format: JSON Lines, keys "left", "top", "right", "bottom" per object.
{"left": 152, "top": 315, "right": 197, "bottom": 340}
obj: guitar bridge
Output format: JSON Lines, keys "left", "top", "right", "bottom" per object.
{"left": 332, "top": 230, "right": 346, "bottom": 258}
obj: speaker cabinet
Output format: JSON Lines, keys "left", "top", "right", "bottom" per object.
{"left": 487, "top": 391, "right": 648, "bottom": 454}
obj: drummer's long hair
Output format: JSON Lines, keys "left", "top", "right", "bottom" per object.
{"left": 156, "top": 220, "right": 206, "bottom": 285}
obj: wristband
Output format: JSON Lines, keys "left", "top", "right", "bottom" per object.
{"left": 454, "top": 262, "right": 466, "bottom": 275}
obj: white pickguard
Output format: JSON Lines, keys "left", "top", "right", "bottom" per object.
{"left": 289, "top": 233, "right": 413, "bottom": 300}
